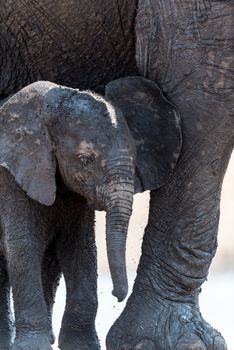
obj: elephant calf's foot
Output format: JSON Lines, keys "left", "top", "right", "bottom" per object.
{"left": 58, "top": 325, "right": 100, "bottom": 350}
{"left": 106, "top": 295, "right": 227, "bottom": 350}
{"left": 11, "top": 333, "right": 53, "bottom": 350}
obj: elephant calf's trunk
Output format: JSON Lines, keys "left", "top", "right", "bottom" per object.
{"left": 106, "top": 186, "right": 134, "bottom": 302}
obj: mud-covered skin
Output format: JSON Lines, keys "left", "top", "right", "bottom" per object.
{"left": 107, "top": 1, "right": 234, "bottom": 349}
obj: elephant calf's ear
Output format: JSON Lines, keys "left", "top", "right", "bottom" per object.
{"left": 0, "top": 83, "right": 57, "bottom": 206}
{"left": 105, "top": 76, "right": 182, "bottom": 193}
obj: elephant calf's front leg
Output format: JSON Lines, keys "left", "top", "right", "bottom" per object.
{"left": 1, "top": 194, "right": 53, "bottom": 350}
{"left": 56, "top": 204, "right": 99, "bottom": 350}
{"left": 107, "top": 127, "right": 233, "bottom": 350}
{"left": 5, "top": 234, "right": 52, "bottom": 350}
{"left": 42, "top": 241, "right": 62, "bottom": 345}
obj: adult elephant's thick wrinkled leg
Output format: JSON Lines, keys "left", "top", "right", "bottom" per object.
{"left": 106, "top": 1, "right": 234, "bottom": 349}
{"left": 56, "top": 202, "right": 99, "bottom": 350}
{"left": 0, "top": 256, "right": 14, "bottom": 350}
{"left": 107, "top": 116, "right": 234, "bottom": 349}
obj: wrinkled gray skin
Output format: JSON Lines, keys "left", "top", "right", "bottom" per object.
{"left": 0, "top": 80, "right": 181, "bottom": 350}
{"left": 1, "top": 1, "right": 234, "bottom": 349}
{"left": 0, "top": 81, "right": 134, "bottom": 350}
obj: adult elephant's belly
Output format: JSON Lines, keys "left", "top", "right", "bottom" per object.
{"left": 0, "top": 0, "right": 137, "bottom": 97}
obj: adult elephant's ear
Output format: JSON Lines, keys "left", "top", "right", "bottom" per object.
{"left": 0, "top": 82, "right": 56, "bottom": 205}
{"left": 105, "top": 76, "right": 182, "bottom": 193}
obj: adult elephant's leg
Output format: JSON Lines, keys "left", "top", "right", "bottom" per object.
{"left": 107, "top": 1, "right": 234, "bottom": 349}
{"left": 56, "top": 203, "right": 99, "bottom": 350}
{"left": 42, "top": 241, "right": 61, "bottom": 345}
{"left": 0, "top": 255, "right": 14, "bottom": 349}
{"left": 107, "top": 113, "right": 233, "bottom": 349}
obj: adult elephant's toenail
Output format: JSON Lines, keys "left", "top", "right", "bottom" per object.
{"left": 175, "top": 335, "right": 206, "bottom": 350}
{"left": 213, "top": 335, "right": 227, "bottom": 350}
{"left": 135, "top": 339, "right": 155, "bottom": 350}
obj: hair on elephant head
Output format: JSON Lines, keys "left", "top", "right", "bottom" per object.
{"left": 0, "top": 78, "right": 181, "bottom": 301}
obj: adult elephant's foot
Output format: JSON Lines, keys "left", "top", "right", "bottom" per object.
{"left": 11, "top": 333, "right": 53, "bottom": 350}
{"left": 106, "top": 294, "right": 227, "bottom": 350}
{"left": 58, "top": 325, "right": 100, "bottom": 350}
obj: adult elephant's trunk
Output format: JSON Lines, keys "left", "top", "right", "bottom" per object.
{"left": 105, "top": 176, "right": 134, "bottom": 302}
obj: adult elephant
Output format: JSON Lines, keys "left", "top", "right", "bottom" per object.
{"left": 106, "top": 2, "right": 234, "bottom": 350}
{"left": 1, "top": 1, "right": 233, "bottom": 349}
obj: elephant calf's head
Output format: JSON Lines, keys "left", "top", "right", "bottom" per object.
{"left": 45, "top": 86, "right": 136, "bottom": 213}
{"left": 0, "top": 78, "right": 181, "bottom": 301}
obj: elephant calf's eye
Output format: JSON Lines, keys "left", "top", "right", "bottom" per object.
{"left": 77, "top": 154, "right": 94, "bottom": 166}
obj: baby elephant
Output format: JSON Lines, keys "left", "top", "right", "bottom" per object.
{"left": 0, "top": 77, "right": 181, "bottom": 350}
